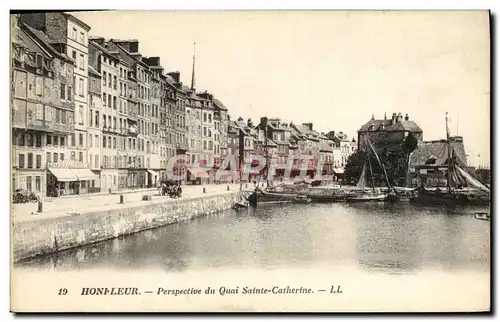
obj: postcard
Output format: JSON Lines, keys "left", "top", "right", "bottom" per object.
{"left": 10, "top": 10, "right": 491, "bottom": 312}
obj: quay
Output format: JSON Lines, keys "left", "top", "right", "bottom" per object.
{"left": 12, "top": 184, "right": 248, "bottom": 262}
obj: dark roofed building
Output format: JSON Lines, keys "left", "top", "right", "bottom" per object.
{"left": 410, "top": 136, "right": 467, "bottom": 167}
{"left": 357, "top": 112, "right": 423, "bottom": 151}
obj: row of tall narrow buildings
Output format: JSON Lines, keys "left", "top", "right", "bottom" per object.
{"left": 11, "top": 13, "right": 356, "bottom": 197}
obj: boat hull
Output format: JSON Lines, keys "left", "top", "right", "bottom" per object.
{"left": 346, "top": 193, "right": 387, "bottom": 202}
{"left": 411, "top": 190, "right": 490, "bottom": 206}
{"left": 255, "top": 189, "right": 297, "bottom": 204}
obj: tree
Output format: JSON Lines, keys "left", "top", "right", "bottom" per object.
{"left": 344, "top": 132, "right": 419, "bottom": 187}
{"left": 344, "top": 150, "right": 366, "bottom": 185}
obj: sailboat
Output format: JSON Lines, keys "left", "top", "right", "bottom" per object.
{"left": 387, "top": 151, "right": 418, "bottom": 202}
{"left": 253, "top": 118, "right": 302, "bottom": 204}
{"left": 412, "top": 113, "right": 490, "bottom": 206}
{"left": 346, "top": 138, "right": 388, "bottom": 202}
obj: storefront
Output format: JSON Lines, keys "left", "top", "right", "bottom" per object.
{"left": 46, "top": 165, "right": 99, "bottom": 196}
{"left": 147, "top": 170, "right": 159, "bottom": 188}
{"left": 127, "top": 169, "right": 147, "bottom": 189}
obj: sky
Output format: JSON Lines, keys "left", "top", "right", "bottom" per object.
{"left": 72, "top": 10, "right": 491, "bottom": 167}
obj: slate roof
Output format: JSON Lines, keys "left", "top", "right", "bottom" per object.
{"left": 212, "top": 98, "right": 228, "bottom": 111}
{"left": 21, "top": 23, "right": 73, "bottom": 63}
{"left": 319, "top": 141, "right": 333, "bottom": 152}
{"left": 410, "top": 138, "right": 467, "bottom": 166}
{"left": 358, "top": 118, "right": 422, "bottom": 133}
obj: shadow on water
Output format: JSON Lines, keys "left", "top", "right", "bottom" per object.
{"left": 16, "top": 202, "right": 490, "bottom": 276}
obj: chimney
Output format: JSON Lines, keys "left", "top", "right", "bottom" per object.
{"left": 384, "top": 112, "right": 387, "bottom": 120}
{"left": 397, "top": 112, "right": 402, "bottom": 123}
{"left": 247, "top": 118, "right": 253, "bottom": 127}
{"left": 143, "top": 56, "right": 161, "bottom": 67}
{"left": 112, "top": 39, "right": 140, "bottom": 53}
{"left": 405, "top": 113, "right": 409, "bottom": 121}
{"left": 391, "top": 113, "right": 397, "bottom": 125}
{"left": 302, "top": 123, "right": 313, "bottom": 131}
{"left": 260, "top": 117, "right": 268, "bottom": 131}
{"left": 91, "top": 37, "right": 106, "bottom": 47}
{"left": 371, "top": 113, "right": 375, "bottom": 120}
{"left": 167, "top": 71, "right": 180, "bottom": 83}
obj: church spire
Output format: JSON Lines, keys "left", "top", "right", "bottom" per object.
{"left": 190, "top": 42, "right": 196, "bottom": 92}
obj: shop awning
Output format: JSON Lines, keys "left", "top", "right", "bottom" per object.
{"left": 72, "top": 168, "right": 99, "bottom": 181}
{"left": 48, "top": 168, "right": 78, "bottom": 182}
{"left": 188, "top": 170, "right": 210, "bottom": 178}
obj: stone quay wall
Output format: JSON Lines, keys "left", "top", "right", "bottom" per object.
{"left": 13, "top": 191, "right": 242, "bottom": 262}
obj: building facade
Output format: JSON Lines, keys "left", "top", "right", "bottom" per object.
{"left": 357, "top": 112, "right": 423, "bottom": 151}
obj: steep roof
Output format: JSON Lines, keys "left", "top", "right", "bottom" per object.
{"left": 358, "top": 118, "right": 422, "bottom": 133}
{"left": 20, "top": 23, "right": 73, "bottom": 63}
{"left": 212, "top": 98, "right": 228, "bottom": 111}
{"left": 410, "top": 138, "right": 467, "bottom": 166}
{"left": 319, "top": 141, "right": 333, "bottom": 152}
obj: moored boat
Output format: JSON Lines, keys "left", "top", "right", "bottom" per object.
{"left": 254, "top": 187, "right": 298, "bottom": 204}
{"left": 306, "top": 186, "right": 347, "bottom": 202}
{"left": 475, "top": 212, "right": 491, "bottom": 221}
{"left": 292, "top": 195, "right": 312, "bottom": 204}
{"left": 412, "top": 113, "right": 490, "bottom": 206}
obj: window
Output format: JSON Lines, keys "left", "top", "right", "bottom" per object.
{"left": 79, "top": 133, "right": 83, "bottom": 147}
{"left": 46, "top": 152, "right": 51, "bottom": 164}
{"left": 113, "top": 76, "right": 117, "bottom": 89}
{"left": 113, "top": 96, "right": 116, "bottom": 109}
{"left": 72, "top": 28, "right": 77, "bottom": 40}
{"left": 35, "top": 134, "right": 42, "bottom": 148}
{"left": 35, "top": 77, "right": 42, "bottom": 96}
{"left": 79, "top": 152, "right": 83, "bottom": 162}
{"left": 27, "top": 153, "right": 33, "bottom": 168}
{"left": 108, "top": 94, "right": 111, "bottom": 108}
{"left": 88, "top": 134, "right": 92, "bottom": 148}
{"left": 18, "top": 154, "right": 25, "bottom": 168}
{"left": 60, "top": 136, "right": 65, "bottom": 146}
{"left": 95, "top": 135, "right": 99, "bottom": 148}
{"left": 60, "top": 83, "right": 66, "bottom": 100}
{"left": 79, "top": 54, "right": 84, "bottom": 70}
{"left": 78, "top": 106, "right": 84, "bottom": 125}
{"left": 26, "top": 176, "right": 32, "bottom": 192}
{"left": 67, "top": 86, "right": 72, "bottom": 101}
{"left": 108, "top": 137, "right": 111, "bottom": 149}
{"left": 70, "top": 133, "right": 75, "bottom": 147}
{"left": 95, "top": 111, "right": 100, "bottom": 127}
{"left": 53, "top": 153, "right": 58, "bottom": 162}
{"left": 113, "top": 138, "right": 116, "bottom": 149}
{"left": 103, "top": 72, "right": 107, "bottom": 86}
{"left": 36, "top": 104, "right": 43, "bottom": 120}
{"left": 36, "top": 155, "right": 41, "bottom": 168}
{"left": 44, "top": 106, "right": 52, "bottom": 122}
{"left": 103, "top": 136, "right": 106, "bottom": 148}
{"left": 80, "top": 32, "right": 84, "bottom": 44}
{"left": 35, "top": 176, "right": 41, "bottom": 192}
{"left": 72, "top": 50, "right": 76, "bottom": 60}
{"left": 103, "top": 93, "right": 107, "bottom": 105}
{"left": 79, "top": 78, "right": 84, "bottom": 96}
{"left": 61, "top": 110, "right": 67, "bottom": 125}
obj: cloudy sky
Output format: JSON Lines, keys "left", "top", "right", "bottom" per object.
{"left": 72, "top": 10, "right": 490, "bottom": 167}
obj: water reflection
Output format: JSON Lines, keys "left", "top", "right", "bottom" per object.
{"left": 17, "top": 202, "right": 490, "bottom": 276}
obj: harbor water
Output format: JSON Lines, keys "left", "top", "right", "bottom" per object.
{"left": 17, "top": 202, "right": 490, "bottom": 274}
{"left": 14, "top": 201, "right": 490, "bottom": 311}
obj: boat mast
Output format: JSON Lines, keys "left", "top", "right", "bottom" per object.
{"left": 264, "top": 119, "right": 270, "bottom": 187}
{"left": 365, "top": 138, "right": 375, "bottom": 191}
{"left": 445, "top": 112, "right": 453, "bottom": 193}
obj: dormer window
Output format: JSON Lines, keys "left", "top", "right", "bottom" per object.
{"left": 425, "top": 155, "right": 437, "bottom": 165}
